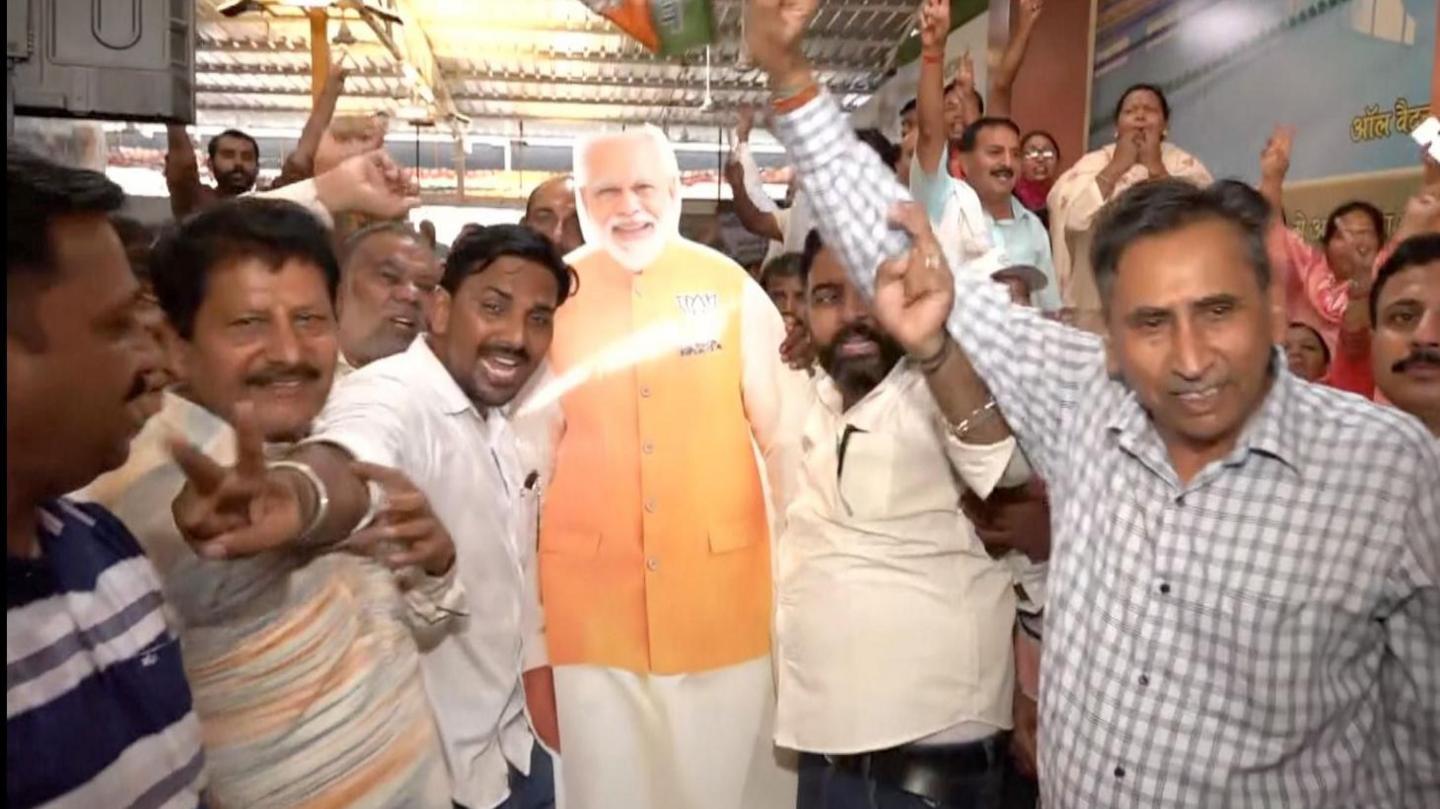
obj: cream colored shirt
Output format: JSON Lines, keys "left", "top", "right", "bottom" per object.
{"left": 774, "top": 363, "right": 1023, "bottom": 754}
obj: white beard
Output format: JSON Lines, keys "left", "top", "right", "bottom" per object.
{"left": 577, "top": 191, "right": 682, "bottom": 272}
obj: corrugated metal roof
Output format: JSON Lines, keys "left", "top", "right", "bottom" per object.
{"left": 194, "top": 0, "right": 915, "bottom": 141}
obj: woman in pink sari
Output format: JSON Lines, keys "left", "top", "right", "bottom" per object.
{"left": 1047, "top": 84, "right": 1213, "bottom": 330}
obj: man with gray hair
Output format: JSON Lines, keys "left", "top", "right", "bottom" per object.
{"left": 336, "top": 222, "right": 443, "bottom": 375}
{"left": 518, "top": 125, "right": 808, "bottom": 808}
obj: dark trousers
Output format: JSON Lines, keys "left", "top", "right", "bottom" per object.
{"left": 796, "top": 735, "right": 1007, "bottom": 809}
{"left": 454, "top": 744, "right": 555, "bottom": 809}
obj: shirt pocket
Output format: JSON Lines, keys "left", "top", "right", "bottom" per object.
{"left": 838, "top": 430, "right": 962, "bottom": 523}
{"left": 1167, "top": 578, "right": 1354, "bottom": 749}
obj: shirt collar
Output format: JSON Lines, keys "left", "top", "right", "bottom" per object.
{"left": 1105, "top": 349, "right": 1300, "bottom": 475}
{"left": 980, "top": 195, "right": 1030, "bottom": 226}
{"left": 408, "top": 335, "right": 478, "bottom": 417}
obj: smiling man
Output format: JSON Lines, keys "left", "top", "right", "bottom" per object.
{"left": 776, "top": 231, "right": 1036, "bottom": 809}
{"left": 7, "top": 148, "right": 197, "bottom": 809}
{"left": 1371, "top": 233, "right": 1440, "bottom": 438}
{"left": 167, "top": 223, "right": 574, "bottom": 809}
{"left": 519, "top": 125, "right": 807, "bottom": 808}
{"left": 336, "top": 222, "right": 443, "bottom": 374}
{"left": 744, "top": 3, "right": 1438, "bottom": 804}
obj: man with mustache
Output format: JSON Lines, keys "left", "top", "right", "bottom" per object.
{"left": 776, "top": 230, "right": 1042, "bottom": 808}
{"left": 747, "top": 1, "right": 1438, "bottom": 806}
{"left": 7, "top": 148, "right": 200, "bottom": 808}
{"left": 171, "top": 224, "right": 575, "bottom": 809}
{"left": 523, "top": 175, "right": 585, "bottom": 255}
{"left": 948, "top": 117, "right": 1060, "bottom": 311}
{"left": 80, "top": 198, "right": 457, "bottom": 807}
{"left": 165, "top": 126, "right": 261, "bottom": 219}
{"left": 1371, "top": 233, "right": 1440, "bottom": 438}
{"left": 519, "top": 124, "right": 808, "bottom": 808}
{"left": 336, "top": 222, "right": 444, "bottom": 376}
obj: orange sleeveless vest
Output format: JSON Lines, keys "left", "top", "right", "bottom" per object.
{"left": 539, "top": 239, "right": 772, "bottom": 674}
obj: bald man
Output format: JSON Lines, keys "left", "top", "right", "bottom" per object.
{"left": 518, "top": 128, "right": 806, "bottom": 808}
{"left": 522, "top": 175, "right": 584, "bottom": 255}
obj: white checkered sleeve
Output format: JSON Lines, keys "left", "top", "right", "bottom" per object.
{"left": 771, "top": 91, "right": 1105, "bottom": 480}
{"left": 769, "top": 90, "right": 909, "bottom": 301}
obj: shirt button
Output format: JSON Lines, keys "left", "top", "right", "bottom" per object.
{"left": 1114, "top": 766, "right": 1126, "bottom": 779}
{"left": 644, "top": 498, "right": 657, "bottom": 514}
{"left": 646, "top": 557, "right": 659, "bottom": 572}
{"left": 640, "top": 385, "right": 652, "bottom": 398}
{"left": 1158, "top": 582, "right": 1171, "bottom": 595}
{"left": 1138, "top": 673, "right": 1150, "bottom": 687}
{"left": 642, "top": 441, "right": 655, "bottom": 454}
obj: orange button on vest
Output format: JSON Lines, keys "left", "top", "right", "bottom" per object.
{"left": 539, "top": 239, "right": 772, "bottom": 674}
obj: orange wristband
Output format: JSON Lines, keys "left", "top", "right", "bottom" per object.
{"left": 771, "top": 81, "right": 821, "bottom": 115}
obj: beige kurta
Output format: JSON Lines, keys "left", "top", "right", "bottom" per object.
{"left": 1047, "top": 142, "right": 1212, "bottom": 330}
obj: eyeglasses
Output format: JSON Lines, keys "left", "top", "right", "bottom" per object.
{"left": 1024, "top": 148, "right": 1057, "bottom": 160}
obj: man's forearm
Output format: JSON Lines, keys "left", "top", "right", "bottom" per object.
{"left": 916, "top": 49, "right": 948, "bottom": 175}
{"left": 988, "top": 17, "right": 1037, "bottom": 119}
{"left": 280, "top": 442, "right": 374, "bottom": 548}
{"left": 920, "top": 338, "right": 1010, "bottom": 445}
{"left": 1259, "top": 174, "right": 1285, "bottom": 217}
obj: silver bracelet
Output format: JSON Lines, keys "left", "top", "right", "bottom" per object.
{"left": 943, "top": 398, "right": 999, "bottom": 442}
{"left": 269, "top": 460, "right": 330, "bottom": 546}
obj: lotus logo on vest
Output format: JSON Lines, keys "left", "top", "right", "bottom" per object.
{"left": 675, "top": 291, "right": 724, "bottom": 357}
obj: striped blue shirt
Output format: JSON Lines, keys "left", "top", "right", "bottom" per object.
{"left": 7, "top": 498, "right": 205, "bottom": 809}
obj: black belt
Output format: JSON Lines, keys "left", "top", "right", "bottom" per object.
{"left": 828, "top": 732, "right": 1008, "bottom": 805}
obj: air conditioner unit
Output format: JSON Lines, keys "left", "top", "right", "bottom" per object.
{"left": 9, "top": 0, "right": 195, "bottom": 124}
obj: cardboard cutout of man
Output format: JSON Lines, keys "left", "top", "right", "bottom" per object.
{"left": 520, "top": 126, "right": 807, "bottom": 809}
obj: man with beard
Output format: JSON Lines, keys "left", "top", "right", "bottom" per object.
{"left": 336, "top": 222, "right": 444, "bottom": 376}
{"left": 1371, "top": 233, "right": 1440, "bottom": 438}
{"left": 165, "top": 127, "right": 260, "bottom": 219}
{"left": 173, "top": 224, "right": 574, "bottom": 809}
{"left": 7, "top": 148, "right": 199, "bottom": 808}
{"left": 523, "top": 175, "right": 585, "bottom": 255}
{"left": 519, "top": 124, "right": 807, "bottom": 809}
{"left": 776, "top": 231, "right": 1036, "bottom": 808}
{"left": 80, "top": 198, "right": 456, "bottom": 808}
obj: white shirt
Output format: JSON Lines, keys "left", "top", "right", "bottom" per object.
{"left": 775, "top": 363, "right": 1023, "bottom": 754}
{"left": 308, "top": 336, "right": 542, "bottom": 809}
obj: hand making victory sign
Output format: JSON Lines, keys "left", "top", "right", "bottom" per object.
{"left": 169, "top": 401, "right": 455, "bottom": 575}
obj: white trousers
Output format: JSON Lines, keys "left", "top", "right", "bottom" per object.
{"left": 553, "top": 656, "right": 797, "bottom": 809}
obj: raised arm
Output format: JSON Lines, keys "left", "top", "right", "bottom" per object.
{"left": 1258, "top": 125, "right": 1293, "bottom": 218}
{"left": 275, "top": 61, "right": 349, "bottom": 187}
{"left": 164, "top": 124, "right": 204, "bottom": 218}
{"left": 745, "top": 0, "right": 1104, "bottom": 477}
{"left": 914, "top": 0, "right": 951, "bottom": 177}
{"left": 988, "top": 0, "right": 1043, "bottom": 119}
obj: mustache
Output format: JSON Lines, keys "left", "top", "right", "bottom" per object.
{"left": 124, "top": 370, "right": 164, "bottom": 402}
{"left": 244, "top": 364, "right": 321, "bottom": 387}
{"left": 1169, "top": 378, "right": 1222, "bottom": 395}
{"left": 480, "top": 344, "right": 530, "bottom": 366}
{"left": 991, "top": 168, "right": 1015, "bottom": 178}
{"left": 834, "top": 322, "right": 884, "bottom": 347}
{"left": 1394, "top": 348, "right": 1440, "bottom": 373}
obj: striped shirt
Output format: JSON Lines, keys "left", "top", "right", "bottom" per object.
{"left": 7, "top": 498, "right": 205, "bottom": 809}
{"left": 771, "top": 90, "right": 1440, "bottom": 809}
{"left": 77, "top": 391, "right": 454, "bottom": 809}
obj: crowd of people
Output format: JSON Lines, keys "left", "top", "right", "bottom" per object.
{"left": 7, "top": 1, "right": 1438, "bottom": 808}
